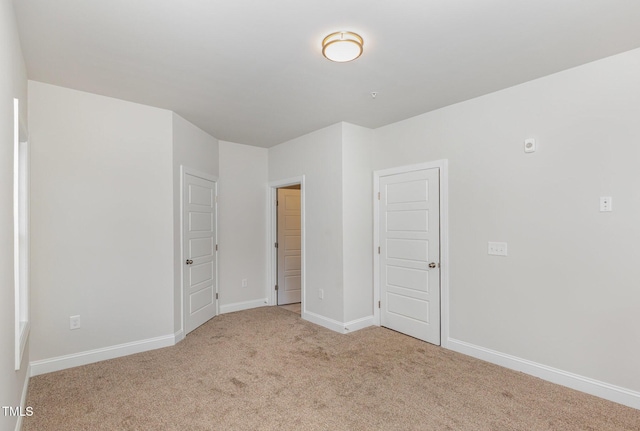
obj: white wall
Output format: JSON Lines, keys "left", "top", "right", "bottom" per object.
{"left": 268, "top": 124, "right": 344, "bottom": 322}
{"left": 218, "top": 141, "right": 268, "bottom": 311}
{"left": 372, "top": 48, "right": 640, "bottom": 394}
{"left": 341, "top": 124, "right": 374, "bottom": 323}
{"left": 14, "top": 15, "right": 639, "bottom": 412}
{"left": 172, "top": 113, "right": 218, "bottom": 333}
{"left": 0, "top": 0, "right": 29, "bottom": 429}
{"left": 29, "top": 82, "right": 175, "bottom": 363}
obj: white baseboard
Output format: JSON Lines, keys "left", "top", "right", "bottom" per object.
{"left": 303, "top": 310, "right": 345, "bottom": 333}
{"left": 14, "top": 364, "right": 31, "bottom": 431}
{"left": 344, "top": 315, "right": 375, "bottom": 333}
{"left": 30, "top": 334, "right": 176, "bottom": 377}
{"left": 448, "top": 338, "right": 640, "bottom": 410}
{"left": 174, "top": 329, "right": 184, "bottom": 344}
{"left": 303, "top": 311, "right": 374, "bottom": 334}
{"left": 219, "top": 298, "right": 268, "bottom": 314}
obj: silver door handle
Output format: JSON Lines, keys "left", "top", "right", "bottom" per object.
{"left": 186, "top": 259, "right": 193, "bottom": 265}
{"left": 429, "top": 262, "right": 439, "bottom": 269}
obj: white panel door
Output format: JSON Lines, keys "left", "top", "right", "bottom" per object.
{"left": 277, "top": 188, "right": 301, "bottom": 305}
{"left": 380, "top": 168, "right": 440, "bottom": 344}
{"left": 183, "top": 173, "right": 217, "bottom": 334}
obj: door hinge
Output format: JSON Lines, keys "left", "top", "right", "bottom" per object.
{"left": 216, "top": 293, "right": 219, "bottom": 300}
{"left": 378, "top": 246, "right": 380, "bottom": 254}
{"left": 378, "top": 300, "right": 381, "bottom": 308}
{"left": 276, "top": 200, "right": 279, "bottom": 206}
{"left": 216, "top": 244, "right": 218, "bottom": 251}
{"left": 275, "top": 284, "right": 279, "bottom": 291}
{"left": 378, "top": 192, "right": 380, "bottom": 200}
{"left": 275, "top": 242, "right": 278, "bottom": 248}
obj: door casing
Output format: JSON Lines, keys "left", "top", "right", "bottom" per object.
{"left": 373, "top": 160, "right": 449, "bottom": 348}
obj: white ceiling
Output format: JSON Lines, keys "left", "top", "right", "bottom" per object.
{"left": 14, "top": 0, "right": 640, "bottom": 147}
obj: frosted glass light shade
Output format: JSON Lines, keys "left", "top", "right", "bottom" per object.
{"left": 322, "top": 31, "right": 363, "bottom": 62}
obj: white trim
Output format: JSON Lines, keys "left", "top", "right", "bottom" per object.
{"left": 14, "top": 364, "right": 31, "bottom": 431}
{"left": 268, "top": 185, "right": 277, "bottom": 306}
{"left": 180, "top": 166, "right": 219, "bottom": 336}
{"left": 16, "top": 323, "right": 30, "bottom": 371}
{"left": 447, "top": 338, "right": 640, "bottom": 410}
{"left": 181, "top": 166, "right": 219, "bottom": 183}
{"left": 264, "top": 178, "right": 272, "bottom": 306}
{"left": 343, "top": 315, "right": 375, "bottom": 333}
{"left": 440, "top": 161, "right": 450, "bottom": 347}
{"left": 269, "top": 176, "right": 304, "bottom": 188}
{"left": 174, "top": 329, "right": 184, "bottom": 344}
{"left": 14, "top": 98, "right": 30, "bottom": 371}
{"left": 267, "top": 176, "right": 306, "bottom": 309}
{"left": 219, "top": 298, "right": 269, "bottom": 314}
{"left": 30, "top": 334, "right": 176, "bottom": 377}
{"left": 13, "top": 98, "right": 19, "bottom": 349}
{"left": 301, "top": 312, "right": 374, "bottom": 334}
{"left": 373, "top": 160, "right": 449, "bottom": 346}
{"left": 303, "top": 311, "right": 345, "bottom": 333}
{"left": 373, "top": 173, "right": 380, "bottom": 324}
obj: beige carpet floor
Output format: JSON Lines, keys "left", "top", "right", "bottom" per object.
{"left": 24, "top": 307, "right": 640, "bottom": 430}
{"left": 278, "top": 302, "right": 301, "bottom": 315}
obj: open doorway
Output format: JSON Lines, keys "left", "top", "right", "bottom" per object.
{"left": 276, "top": 186, "right": 301, "bottom": 313}
{"left": 269, "top": 177, "right": 305, "bottom": 316}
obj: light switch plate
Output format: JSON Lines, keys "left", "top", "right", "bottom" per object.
{"left": 488, "top": 242, "right": 508, "bottom": 256}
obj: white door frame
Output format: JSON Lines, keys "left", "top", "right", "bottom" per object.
{"left": 180, "top": 166, "right": 219, "bottom": 336}
{"left": 14, "top": 98, "right": 30, "bottom": 370}
{"left": 268, "top": 176, "right": 306, "bottom": 310}
{"left": 373, "top": 160, "right": 450, "bottom": 348}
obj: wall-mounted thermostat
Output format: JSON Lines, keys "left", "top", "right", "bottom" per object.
{"left": 524, "top": 138, "right": 536, "bottom": 153}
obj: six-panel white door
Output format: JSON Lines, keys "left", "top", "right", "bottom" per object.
{"left": 277, "top": 188, "right": 301, "bottom": 305}
{"left": 183, "top": 173, "right": 217, "bottom": 334}
{"left": 379, "top": 168, "right": 440, "bottom": 345}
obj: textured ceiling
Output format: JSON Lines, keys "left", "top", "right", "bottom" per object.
{"left": 14, "top": 0, "right": 640, "bottom": 147}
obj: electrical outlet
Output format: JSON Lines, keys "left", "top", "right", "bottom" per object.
{"left": 600, "top": 196, "right": 612, "bottom": 212}
{"left": 241, "top": 278, "right": 248, "bottom": 288}
{"left": 69, "top": 315, "right": 81, "bottom": 330}
{"left": 318, "top": 289, "right": 324, "bottom": 300}
{"left": 488, "top": 242, "right": 508, "bottom": 256}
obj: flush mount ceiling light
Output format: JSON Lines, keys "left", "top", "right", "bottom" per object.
{"left": 322, "top": 31, "right": 364, "bottom": 62}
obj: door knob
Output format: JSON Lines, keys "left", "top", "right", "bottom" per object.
{"left": 186, "top": 259, "right": 193, "bottom": 265}
{"left": 428, "top": 262, "right": 438, "bottom": 269}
